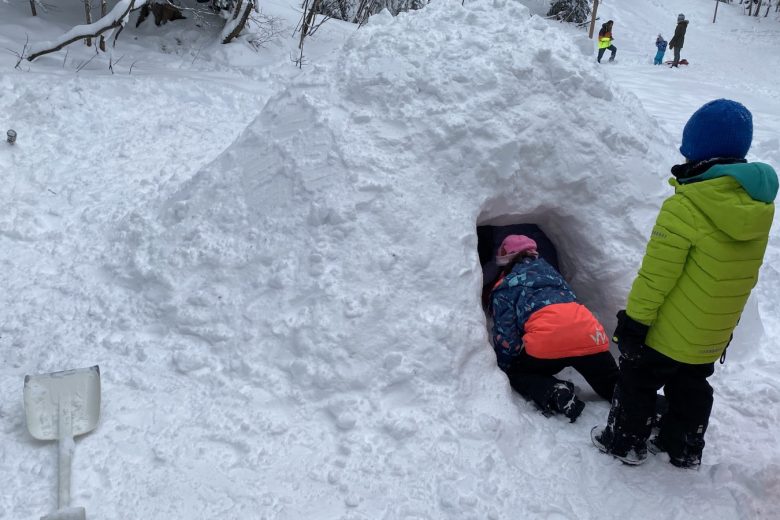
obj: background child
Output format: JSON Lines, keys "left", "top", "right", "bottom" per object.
{"left": 597, "top": 20, "right": 617, "bottom": 63}
{"left": 488, "top": 235, "right": 618, "bottom": 422}
{"left": 654, "top": 34, "right": 667, "bottom": 65}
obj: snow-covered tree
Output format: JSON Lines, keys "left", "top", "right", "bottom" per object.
{"left": 313, "top": 0, "right": 430, "bottom": 24}
{"left": 547, "top": 0, "right": 590, "bottom": 24}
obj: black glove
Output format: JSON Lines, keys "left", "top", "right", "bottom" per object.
{"left": 613, "top": 310, "right": 649, "bottom": 360}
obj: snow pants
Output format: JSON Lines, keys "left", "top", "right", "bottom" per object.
{"left": 654, "top": 50, "right": 665, "bottom": 65}
{"left": 597, "top": 45, "right": 617, "bottom": 63}
{"left": 602, "top": 346, "right": 714, "bottom": 462}
{"left": 505, "top": 349, "right": 618, "bottom": 410}
{"left": 671, "top": 47, "right": 682, "bottom": 66}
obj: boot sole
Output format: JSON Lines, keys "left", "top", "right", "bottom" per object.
{"left": 591, "top": 426, "right": 647, "bottom": 466}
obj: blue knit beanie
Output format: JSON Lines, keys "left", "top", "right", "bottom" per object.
{"left": 679, "top": 99, "right": 753, "bottom": 162}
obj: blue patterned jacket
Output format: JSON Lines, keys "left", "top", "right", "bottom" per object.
{"left": 489, "top": 257, "right": 577, "bottom": 370}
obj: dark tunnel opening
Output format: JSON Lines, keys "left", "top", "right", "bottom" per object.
{"left": 477, "top": 222, "right": 559, "bottom": 307}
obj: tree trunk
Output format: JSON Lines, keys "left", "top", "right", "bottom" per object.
{"left": 337, "top": 0, "right": 349, "bottom": 21}
{"left": 99, "top": 0, "right": 107, "bottom": 51}
{"left": 84, "top": 0, "right": 93, "bottom": 47}
{"left": 29, "top": 0, "right": 37, "bottom": 16}
{"left": 754, "top": 0, "right": 762, "bottom": 15}
{"left": 301, "top": 0, "right": 324, "bottom": 41}
{"left": 222, "top": 0, "right": 255, "bottom": 44}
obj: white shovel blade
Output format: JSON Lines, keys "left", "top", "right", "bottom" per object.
{"left": 24, "top": 366, "right": 101, "bottom": 441}
{"left": 41, "top": 506, "right": 86, "bottom": 520}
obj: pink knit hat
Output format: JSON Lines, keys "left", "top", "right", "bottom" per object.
{"left": 496, "top": 235, "right": 538, "bottom": 266}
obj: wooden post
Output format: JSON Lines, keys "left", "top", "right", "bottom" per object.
{"left": 588, "top": 0, "right": 600, "bottom": 39}
{"left": 29, "top": 0, "right": 37, "bottom": 16}
{"left": 714, "top": 0, "right": 720, "bottom": 22}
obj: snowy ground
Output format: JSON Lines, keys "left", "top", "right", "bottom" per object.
{"left": 1, "top": 0, "right": 779, "bottom": 518}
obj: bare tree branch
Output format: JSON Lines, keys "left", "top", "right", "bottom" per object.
{"left": 6, "top": 35, "right": 30, "bottom": 69}
{"left": 75, "top": 48, "right": 100, "bottom": 72}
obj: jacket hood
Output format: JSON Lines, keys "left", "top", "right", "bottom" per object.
{"left": 671, "top": 162, "right": 777, "bottom": 241}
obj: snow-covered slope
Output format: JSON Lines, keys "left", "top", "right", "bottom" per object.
{"left": 1, "top": 0, "right": 779, "bottom": 518}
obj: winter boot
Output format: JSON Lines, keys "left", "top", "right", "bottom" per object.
{"left": 548, "top": 382, "right": 585, "bottom": 423}
{"left": 647, "top": 435, "right": 666, "bottom": 455}
{"left": 649, "top": 432, "right": 704, "bottom": 469}
{"left": 670, "top": 439, "right": 703, "bottom": 469}
{"left": 591, "top": 426, "right": 648, "bottom": 465}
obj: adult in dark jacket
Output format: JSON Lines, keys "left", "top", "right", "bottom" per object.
{"left": 488, "top": 235, "right": 618, "bottom": 422}
{"left": 669, "top": 13, "right": 688, "bottom": 68}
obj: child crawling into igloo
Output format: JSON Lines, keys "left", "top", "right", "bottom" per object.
{"left": 486, "top": 234, "right": 618, "bottom": 422}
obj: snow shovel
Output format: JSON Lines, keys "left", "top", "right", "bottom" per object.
{"left": 24, "top": 365, "right": 101, "bottom": 520}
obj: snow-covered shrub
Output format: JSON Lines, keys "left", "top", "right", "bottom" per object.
{"left": 316, "top": 0, "right": 430, "bottom": 24}
{"left": 547, "top": 0, "right": 589, "bottom": 24}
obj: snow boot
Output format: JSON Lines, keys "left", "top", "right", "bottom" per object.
{"left": 649, "top": 434, "right": 703, "bottom": 469}
{"left": 548, "top": 382, "right": 585, "bottom": 423}
{"left": 565, "top": 397, "right": 586, "bottom": 422}
{"left": 591, "top": 426, "right": 648, "bottom": 465}
{"left": 647, "top": 436, "right": 665, "bottom": 455}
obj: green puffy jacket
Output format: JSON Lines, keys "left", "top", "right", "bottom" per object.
{"left": 626, "top": 162, "right": 778, "bottom": 364}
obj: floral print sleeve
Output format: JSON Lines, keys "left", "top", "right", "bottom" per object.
{"left": 489, "top": 258, "right": 577, "bottom": 371}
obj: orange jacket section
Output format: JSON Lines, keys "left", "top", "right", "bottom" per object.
{"left": 523, "top": 302, "right": 610, "bottom": 359}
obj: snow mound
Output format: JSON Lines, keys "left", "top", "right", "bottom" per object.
{"left": 100, "top": 0, "right": 733, "bottom": 517}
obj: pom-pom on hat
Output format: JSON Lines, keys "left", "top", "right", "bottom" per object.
{"left": 679, "top": 99, "right": 753, "bottom": 162}
{"left": 496, "top": 235, "right": 538, "bottom": 266}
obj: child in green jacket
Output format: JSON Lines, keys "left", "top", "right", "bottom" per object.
{"left": 592, "top": 99, "right": 779, "bottom": 467}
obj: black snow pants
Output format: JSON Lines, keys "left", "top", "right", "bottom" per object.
{"left": 505, "top": 349, "right": 618, "bottom": 410}
{"left": 604, "top": 346, "right": 714, "bottom": 460}
{"left": 597, "top": 45, "right": 617, "bottom": 63}
{"left": 672, "top": 46, "right": 682, "bottom": 67}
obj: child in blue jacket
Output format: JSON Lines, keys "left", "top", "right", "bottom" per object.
{"left": 654, "top": 34, "right": 668, "bottom": 65}
{"left": 488, "top": 235, "right": 618, "bottom": 422}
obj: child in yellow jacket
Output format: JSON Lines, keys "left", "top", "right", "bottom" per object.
{"left": 597, "top": 20, "right": 617, "bottom": 63}
{"left": 592, "top": 99, "right": 778, "bottom": 467}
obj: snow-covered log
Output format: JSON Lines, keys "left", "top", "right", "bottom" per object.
{"left": 27, "top": 0, "right": 146, "bottom": 62}
{"left": 220, "top": 0, "right": 255, "bottom": 44}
